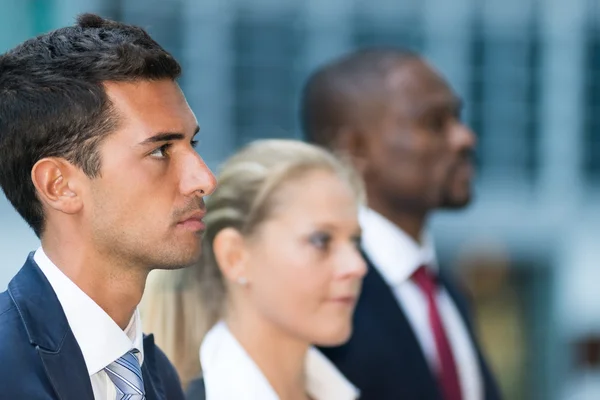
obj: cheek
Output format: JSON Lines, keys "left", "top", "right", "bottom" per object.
{"left": 429, "top": 144, "right": 457, "bottom": 181}
{"left": 249, "top": 246, "right": 354, "bottom": 345}
{"left": 402, "top": 135, "right": 451, "bottom": 179}
{"left": 90, "top": 172, "right": 169, "bottom": 229}
{"left": 378, "top": 131, "right": 431, "bottom": 171}
{"left": 252, "top": 249, "right": 331, "bottom": 320}
{"left": 371, "top": 137, "right": 432, "bottom": 190}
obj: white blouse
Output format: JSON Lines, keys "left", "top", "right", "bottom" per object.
{"left": 200, "top": 321, "right": 360, "bottom": 400}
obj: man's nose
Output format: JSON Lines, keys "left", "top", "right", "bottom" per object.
{"left": 451, "top": 121, "right": 477, "bottom": 152}
{"left": 179, "top": 151, "right": 217, "bottom": 197}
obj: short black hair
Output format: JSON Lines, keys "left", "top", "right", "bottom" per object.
{"left": 0, "top": 13, "right": 181, "bottom": 237}
{"left": 300, "top": 47, "right": 417, "bottom": 148}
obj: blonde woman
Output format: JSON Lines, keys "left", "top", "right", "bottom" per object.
{"left": 141, "top": 266, "right": 212, "bottom": 390}
{"left": 144, "top": 139, "right": 366, "bottom": 399}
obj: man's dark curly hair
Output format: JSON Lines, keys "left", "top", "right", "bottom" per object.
{"left": 0, "top": 13, "right": 182, "bottom": 237}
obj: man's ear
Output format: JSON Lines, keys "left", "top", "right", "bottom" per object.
{"left": 31, "top": 157, "right": 84, "bottom": 215}
{"left": 213, "top": 227, "right": 251, "bottom": 286}
{"left": 332, "top": 127, "right": 369, "bottom": 175}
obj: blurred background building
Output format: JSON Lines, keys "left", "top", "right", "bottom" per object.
{"left": 1, "top": 0, "right": 600, "bottom": 398}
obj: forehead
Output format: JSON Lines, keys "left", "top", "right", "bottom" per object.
{"left": 385, "top": 59, "right": 458, "bottom": 117}
{"left": 272, "top": 169, "right": 358, "bottom": 222}
{"left": 104, "top": 80, "right": 198, "bottom": 139}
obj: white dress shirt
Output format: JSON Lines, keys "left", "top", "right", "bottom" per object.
{"left": 200, "top": 321, "right": 359, "bottom": 400}
{"left": 34, "top": 248, "right": 144, "bottom": 400}
{"left": 359, "top": 207, "right": 483, "bottom": 400}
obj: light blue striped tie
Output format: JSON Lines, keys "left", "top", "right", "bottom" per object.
{"left": 105, "top": 349, "right": 146, "bottom": 400}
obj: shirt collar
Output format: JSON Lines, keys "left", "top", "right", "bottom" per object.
{"left": 200, "top": 321, "right": 359, "bottom": 400}
{"left": 359, "top": 207, "right": 437, "bottom": 286}
{"left": 34, "top": 247, "right": 144, "bottom": 375}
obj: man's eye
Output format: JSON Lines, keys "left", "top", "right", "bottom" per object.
{"left": 191, "top": 139, "right": 199, "bottom": 149}
{"left": 150, "top": 143, "right": 171, "bottom": 158}
{"left": 453, "top": 107, "right": 462, "bottom": 121}
{"left": 428, "top": 115, "right": 448, "bottom": 132}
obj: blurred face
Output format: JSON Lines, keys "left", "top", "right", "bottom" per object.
{"left": 362, "top": 58, "right": 476, "bottom": 213}
{"left": 242, "top": 169, "right": 366, "bottom": 346}
{"left": 84, "top": 80, "right": 217, "bottom": 270}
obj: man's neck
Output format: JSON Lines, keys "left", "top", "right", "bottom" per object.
{"left": 41, "top": 239, "right": 147, "bottom": 330}
{"left": 367, "top": 203, "right": 428, "bottom": 244}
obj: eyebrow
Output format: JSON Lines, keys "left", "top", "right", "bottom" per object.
{"left": 411, "top": 95, "right": 463, "bottom": 119}
{"left": 315, "top": 222, "right": 363, "bottom": 236}
{"left": 138, "top": 125, "right": 200, "bottom": 145}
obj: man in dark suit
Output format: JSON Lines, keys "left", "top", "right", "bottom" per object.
{"left": 0, "top": 13, "right": 216, "bottom": 399}
{"left": 301, "top": 48, "right": 502, "bottom": 400}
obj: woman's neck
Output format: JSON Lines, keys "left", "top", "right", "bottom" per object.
{"left": 226, "top": 309, "right": 311, "bottom": 400}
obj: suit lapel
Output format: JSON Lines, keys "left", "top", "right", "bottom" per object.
{"left": 361, "top": 260, "right": 416, "bottom": 339}
{"left": 439, "top": 272, "right": 475, "bottom": 330}
{"left": 440, "top": 272, "right": 502, "bottom": 400}
{"left": 143, "top": 365, "right": 160, "bottom": 400}
{"left": 8, "top": 254, "right": 94, "bottom": 400}
{"left": 142, "top": 334, "right": 164, "bottom": 400}
{"left": 37, "top": 337, "right": 95, "bottom": 400}
{"left": 361, "top": 255, "right": 443, "bottom": 399}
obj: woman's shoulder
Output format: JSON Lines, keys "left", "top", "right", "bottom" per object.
{"left": 306, "top": 347, "right": 360, "bottom": 400}
{"left": 200, "top": 321, "right": 279, "bottom": 400}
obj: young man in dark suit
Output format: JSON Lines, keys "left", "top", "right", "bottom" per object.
{"left": 301, "top": 48, "right": 502, "bottom": 400}
{"left": 0, "top": 13, "right": 216, "bottom": 399}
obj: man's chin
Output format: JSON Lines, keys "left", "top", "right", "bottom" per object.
{"left": 440, "top": 190, "right": 473, "bottom": 209}
{"left": 148, "top": 250, "right": 202, "bottom": 271}
{"left": 154, "top": 263, "right": 194, "bottom": 271}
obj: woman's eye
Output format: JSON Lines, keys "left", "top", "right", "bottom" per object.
{"left": 351, "top": 235, "right": 362, "bottom": 250}
{"left": 150, "top": 143, "right": 171, "bottom": 158}
{"left": 309, "top": 232, "right": 332, "bottom": 250}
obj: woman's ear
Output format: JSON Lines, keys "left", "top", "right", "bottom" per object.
{"left": 213, "top": 227, "right": 250, "bottom": 285}
{"left": 31, "top": 157, "right": 83, "bottom": 214}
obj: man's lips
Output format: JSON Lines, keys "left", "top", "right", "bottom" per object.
{"left": 177, "top": 210, "right": 206, "bottom": 231}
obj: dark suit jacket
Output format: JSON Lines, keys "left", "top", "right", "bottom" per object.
{"left": 0, "top": 254, "right": 185, "bottom": 400}
{"left": 318, "top": 255, "right": 502, "bottom": 400}
{"left": 185, "top": 377, "right": 206, "bottom": 400}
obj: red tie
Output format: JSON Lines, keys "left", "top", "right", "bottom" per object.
{"left": 412, "top": 265, "right": 463, "bottom": 400}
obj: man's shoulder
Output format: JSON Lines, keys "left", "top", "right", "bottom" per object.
{"left": 153, "top": 342, "right": 183, "bottom": 383}
{"left": 0, "top": 289, "right": 20, "bottom": 337}
{"left": 0, "top": 289, "right": 47, "bottom": 394}
{"left": 149, "top": 340, "right": 177, "bottom": 371}
{"left": 144, "top": 335, "right": 186, "bottom": 399}
{"left": 186, "top": 376, "right": 206, "bottom": 400}
{"left": 0, "top": 289, "right": 29, "bottom": 352}
{"left": 0, "top": 288, "right": 14, "bottom": 315}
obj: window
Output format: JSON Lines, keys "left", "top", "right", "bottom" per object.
{"left": 583, "top": 19, "right": 600, "bottom": 182}
{"left": 232, "top": 11, "right": 303, "bottom": 146}
{"left": 468, "top": 18, "right": 540, "bottom": 183}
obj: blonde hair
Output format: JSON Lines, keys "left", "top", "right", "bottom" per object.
{"left": 140, "top": 267, "right": 210, "bottom": 389}
{"left": 141, "top": 139, "right": 363, "bottom": 387}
